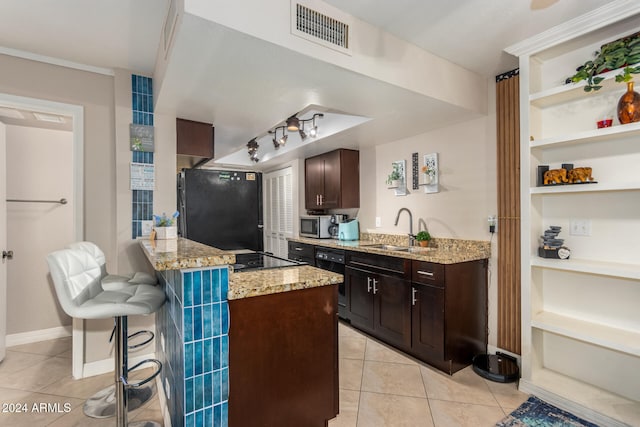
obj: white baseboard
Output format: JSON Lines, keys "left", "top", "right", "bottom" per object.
{"left": 519, "top": 379, "right": 628, "bottom": 427}
{"left": 6, "top": 326, "right": 72, "bottom": 347}
{"left": 82, "top": 352, "right": 156, "bottom": 378}
{"left": 156, "top": 375, "right": 172, "bottom": 427}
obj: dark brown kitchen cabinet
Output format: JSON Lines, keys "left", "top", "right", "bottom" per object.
{"left": 411, "top": 283, "right": 445, "bottom": 361}
{"left": 287, "top": 241, "right": 315, "bottom": 264}
{"left": 345, "top": 250, "right": 487, "bottom": 375}
{"left": 229, "top": 285, "right": 338, "bottom": 427}
{"left": 176, "top": 118, "right": 214, "bottom": 170}
{"left": 305, "top": 149, "right": 359, "bottom": 210}
{"left": 345, "top": 251, "right": 411, "bottom": 351}
{"left": 409, "top": 259, "right": 488, "bottom": 374}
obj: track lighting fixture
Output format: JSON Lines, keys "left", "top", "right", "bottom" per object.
{"left": 247, "top": 138, "right": 259, "bottom": 162}
{"left": 269, "top": 126, "right": 287, "bottom": 149}
{"left": 286, "top": 116, "right": 300, "bottom": 132}
{"left": 246, "top": 113, "right": 325, "bottom": 162}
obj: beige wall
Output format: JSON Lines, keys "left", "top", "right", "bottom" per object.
{"left": 0, "top": 55, "right": 176, "bottom": 364}
{"left": 359, "top": 81, "right": 499, "bottom": 348}
{"left": 5, "top": 126, "right": 74, "bottom": 334}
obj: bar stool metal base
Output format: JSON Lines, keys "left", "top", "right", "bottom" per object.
{"left": 128, "top": 421, "right": 162, "bottom": 427}
{"left": 83, "top": 383, "right": 155, "bottom": 418}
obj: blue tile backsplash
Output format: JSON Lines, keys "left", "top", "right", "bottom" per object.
{"left": 131, "top": 74, "right": 154, "bottom": 239}
{"left": 157, "top": 266, "right": 230, "bottom": 427}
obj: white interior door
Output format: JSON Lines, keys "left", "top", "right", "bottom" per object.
{"left": 0, "top": 122, "right": 6, "bottom": 362}
{"left": 264, "top": 167, "right": 293, "bottom": 258}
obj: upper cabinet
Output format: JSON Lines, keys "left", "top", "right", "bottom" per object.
{"left": 508, "top": 7, "right": 640, "bottom": 426}
{"left": 305, "top": 149, "right": 359, "bottom": 210}
{"left": 176, "top": 118, "right": 214, "bottom": 170}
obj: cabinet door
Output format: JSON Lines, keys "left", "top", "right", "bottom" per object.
{"left": 305, "top": 156, "right": 325, "bottom": 209}
{"left": 345, "top": 267, "right": 374, "bottom": 332}
{"left": 374, "top": 274, "right": 411, "bottom": 351}
{"left": 411, "top": 284, "right": 445, "bottom": 361}
{"left": 319, "top": 150, "right": 341, "bottom": 209}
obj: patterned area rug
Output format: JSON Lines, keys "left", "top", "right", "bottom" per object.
{"left": 497, "top": 396, "right": 599, "bottom": 427}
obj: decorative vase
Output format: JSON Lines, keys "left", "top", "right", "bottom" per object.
{"left": 423, "top": 175, "right": 432, "bottom": 185}
{"left": 389, "top": 180, "right": 400, "bottom": 188}
{"left": 418, "top": 240, "right": 429, "bottom": 247}
{"left": 617, "top": 81, "right": 640, "bottom": 124}
{"left": 155, "top": 226, "right": 177, "bottom": 240}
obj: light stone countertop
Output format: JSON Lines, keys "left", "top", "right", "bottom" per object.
{"left": 228, "top": 265, "right": 342, "bottom": 301}
{"left": 289, "top": 233, "right": 491, "bottom": 264}
{"left": 139, "top": 237, "right": 236, "bottom": 271}
{"left": 139, "top": 238, "right": 340, "bottom": 300}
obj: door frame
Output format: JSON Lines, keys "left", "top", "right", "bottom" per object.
{"left": 0, "top": 92, "right": 84, "bottom": 378}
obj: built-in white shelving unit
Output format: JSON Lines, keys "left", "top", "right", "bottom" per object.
{"left": 506, "top": 2, "right": 640, "bottom": 426}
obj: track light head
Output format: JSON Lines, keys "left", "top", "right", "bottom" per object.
{"left": 286, "top": 116, "right": 300, "bottom": 131}
{"left": 299, "top": 129, "right": 307, "bottom": 140}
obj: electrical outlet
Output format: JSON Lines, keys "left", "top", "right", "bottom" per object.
{"left": 570, "top": 219, "right": 591, "bottom": 236}
{"left": 488, "top": 215, "right": 497, "bottom": 233}
{"left": 375, "top": 217, "right": 381, "bottom": 227}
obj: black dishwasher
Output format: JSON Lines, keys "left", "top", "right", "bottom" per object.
{"left": 315, "top": 247, "right": 348, "bottom": 320}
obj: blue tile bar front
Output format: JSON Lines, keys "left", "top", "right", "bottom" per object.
{"left": 156, "top": 266, "right": 229, "bottom": 427}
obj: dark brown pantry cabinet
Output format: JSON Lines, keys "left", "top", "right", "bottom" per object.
{"left": 305, "top": 149, "right": 359, "bottom": 210}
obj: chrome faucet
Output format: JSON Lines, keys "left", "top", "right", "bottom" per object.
{"left": 394, "top": 208, "right": 414, "bottom": 246}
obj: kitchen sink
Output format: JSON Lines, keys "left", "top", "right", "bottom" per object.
{"left": 362, "top": 244, "right": 410, "bottom": 252}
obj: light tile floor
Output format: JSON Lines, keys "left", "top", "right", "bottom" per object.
{"left": 0, "top": 337, "right": 163, "bottom": 426}
{"left": 0, "top": 323, "right": 529, "bottom": 427}
{"left": 329, "top": 322, "right": 529, "bottom": 427}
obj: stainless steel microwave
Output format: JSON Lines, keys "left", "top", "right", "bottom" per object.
{"left": 300, "top": 215, "right": 332, "bottom": 239}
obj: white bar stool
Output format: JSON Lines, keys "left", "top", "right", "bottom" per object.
{"left": 47, "top": 248, "right": 165, "bottom": 427}
{"left": 67, "top": 241, "right": 157, "bottom": 290}
{"left": 67, "top": 241, "right": 159, "bottom": 418}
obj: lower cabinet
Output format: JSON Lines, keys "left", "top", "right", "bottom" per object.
{"left": 345, "top": 251, "right": 488, "bottom": 375}
{"left": 409, "top": 259, "right": 488, "bottom": 374}
{"left": 287, "top": 240, "right": 315, "bottom": 264}
{"left": 346, "top": 266, "right": 412, "bottom": 351}
{"left": 228, "top": 285, "right": 339, "bottom": 427}
{"left": 410, "top": 283, "right": 445, "bottom": 361}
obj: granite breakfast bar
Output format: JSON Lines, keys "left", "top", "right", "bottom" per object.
{"left": 139, "top": 238, "right": 342, "bottom": 427}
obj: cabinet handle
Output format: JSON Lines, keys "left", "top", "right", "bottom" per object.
{"left": 372, "top": 278, "right": 378, "bottom": 295}
{"left": 412, "top": 288, "right": 417, "bottom": 305}
{"left": 294, "top": 247, "right": 303, "bottom": 251}
{"left": 367, "top": 277, "right": 372, "bottom": 293}
{"left": 319, "top": 194, "right": 323, "bottom": 205}
{"left": 417, "top": 270, "right": 434, "bottom": 277}
{"left": 316, "top": 195, "right": 319, "bottom": 205}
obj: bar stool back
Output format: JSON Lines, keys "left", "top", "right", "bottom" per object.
{"left": 47, "top": 249, "right": 165, "bottom": 427}
{"left": 67, "top": 241, "right": 157, "bottom": 290}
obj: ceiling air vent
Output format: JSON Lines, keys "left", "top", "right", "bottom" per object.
{"left": 291, "top": 2, "right": 351, "bottom": 55}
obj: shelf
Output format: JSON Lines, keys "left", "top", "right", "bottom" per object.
{"left": 530, "top": 121, "right": 640, "bottom": 149}
{"left": 531, "top": 257, "right": 640, "bottom": 280}
{"left": 530, "top": 64, "right": 640, "bottom": 108}
{"left": 531, "top": 311, "right": 640, "bottom": 357}
{"left": 520, "top": 368, "right": 640, "bottom": 427}
{"left": 530, "top": 182, "right": 640, "bottom": 194}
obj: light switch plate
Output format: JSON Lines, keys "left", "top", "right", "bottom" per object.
{"left": 141, "top": 220, "right": 153, "bottom": 236}
{"left": 570, "top": 219, "right": 591, "bottom": 236}
{"left": 375, "top": 217, "right": 381, "bottom": 227}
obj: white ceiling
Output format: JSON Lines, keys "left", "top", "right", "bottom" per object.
{"left": 0, "top": 0, "right": 618, "bottom": 168}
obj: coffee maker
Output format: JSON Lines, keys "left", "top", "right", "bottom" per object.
{"left": 328, "top": 214, "right": 348, "bottom": 238}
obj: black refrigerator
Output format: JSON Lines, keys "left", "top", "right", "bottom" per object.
{"left": 177, "top": 169, "right": 264, "bottom": 251}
